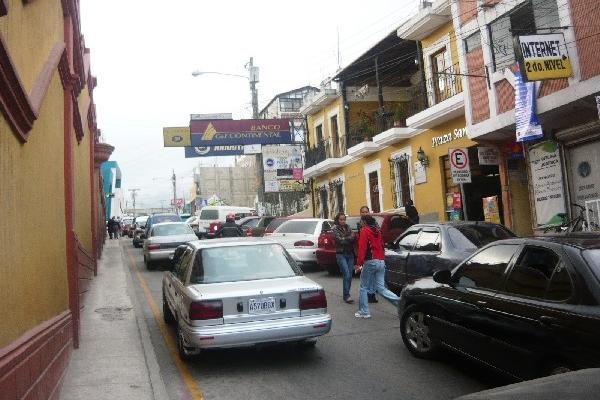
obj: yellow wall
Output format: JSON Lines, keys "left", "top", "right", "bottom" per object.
{"left": 421, "top": 22, "right": 460, "bottom": 69}
{"left": 312, "top": 116, "right": 474, "bottom": 220}
{"left": 74, "top": 131, "right": 92, "bottom": 253}
{"left": 0, "top": 73, "right": 69, "bottom": 348}
{"left": 306, "top": 96, "right": 346, "bottom": 145}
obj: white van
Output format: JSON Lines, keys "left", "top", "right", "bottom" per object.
{"left": 196, "top": 206, "right": 255, "bottom": 237}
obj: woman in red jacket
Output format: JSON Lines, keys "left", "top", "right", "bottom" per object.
{"left": 354, "top": 215, "right": 399, "bottom": 318}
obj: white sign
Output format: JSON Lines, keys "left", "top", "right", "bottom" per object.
{"left": 431, "top": 127, "right": 467, "bottom": 148}
{"left": 262, "top": 145, "right": 304, "bottom": 192}
{"left": 478, "top": 146, "right": 499, "bottom": 165}
{"left": 529, "top": 141, "right": 566, "bottom": 227}
{"left": 449, "top": 148, "right": 472, "bottom": 184}
{"left": 414, "top": 161, "right": 427, "bottom": 184}
{"left": 244, "top": 144, "right": 262, "bottom": 154}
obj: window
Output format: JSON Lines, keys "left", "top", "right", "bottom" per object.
{"left": 545, "top": 263, "right": 573, "bottom": 301}
{"left": 415, "top": 230, "right": 441, "bottom": 252}
{"left": 431, "top": 47, "right": 450, "bottom": 103}
{"left": 319, "top": 188, "right": 328, "bottom": 219}
{"left": 346, "top": 216, "right": 383, "bottom": 231}
{"left": 322, "top": 221, "right": 333, "bottom": 232}
{"left": 200, "top": 209, "right": 219, "bottom": 220}
{"left": 315, "top": 124, "right": 323, "bottom": 145}
{"left": 151, "top": 224, "right": 194, "bottom": 237}
{"left": 505, "top": 247, "right": 560, "bottom": 299}
{"left": 389, "top": 215, "right": 412, "bottom": 231}
{"left": 489, "top": 0, "right": 559, "bottom": 71}
{"left": 456, "top": 224, "right": 515, "bottom": 248}
{"left": 390, "top": 156, "right": 411, "bottom": 208}
{"left": 279, "top": 97, "right": 303, "bottom": 112}
{"left": 275, "top": 220, "right": 319, "bottom": 234}
{"left": 330, "top": 115, "right": 339, "bottom": 157}
{"left": 334, "top": 183, "right": 345, "bottom": 214}
{"left": 174, "top": 248, "right": 193, "bottom": 282}
{"left": 454, "top": 245, "right": 520, "bottom": 290}
{"left": 584, "top": 249, "right": 600, "bottom": 279}
{"left": 242, "top": 218, "right": 260, "bottom": 228}
{"left": 397, "top": 231, "right": 420, "bottom": 251}
{"left": 464, "top": 31, "right": 482, "bottom": 53}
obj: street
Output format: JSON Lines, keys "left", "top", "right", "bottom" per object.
{"left": 120, "top": 238, "right": 508, "bottom": 400}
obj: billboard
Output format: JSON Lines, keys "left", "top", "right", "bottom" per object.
{"left": 190, "top": 119, "right": 292, "bottom": 146}
{"left": 184, "top": 146, "right": 244, "bottom": 158}
{"left": 262, "top": 145, "right": 304, "bottom": 192}
{"left": 163, "top": 127, "right": 191, "bottom": 147}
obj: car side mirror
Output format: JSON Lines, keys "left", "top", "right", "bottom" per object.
{"left": 385, "top": 242, "right": 398, "bottom": 250}
{"left": 433, "top": 270, "right": 451, "bottom": 285}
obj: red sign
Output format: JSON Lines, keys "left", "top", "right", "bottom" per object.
{"left": 171, "top": 198, "right": 184, "bottom": 207}
{"left": 452, "top": 192, "right": 462, "bottom": 209}
{"left": 190, "top": 119, "right": 292, "bottom": 146}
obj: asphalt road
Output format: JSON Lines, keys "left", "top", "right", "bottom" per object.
{"left": 120, "top": 239, "right": 509, "bottom": 400}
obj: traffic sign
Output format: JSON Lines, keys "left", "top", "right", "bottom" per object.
{"left": 171, "top": 198, "right": 184, "bottom": 207}
{"left": 449, "top": 148, "right": 471, "bottom": 184}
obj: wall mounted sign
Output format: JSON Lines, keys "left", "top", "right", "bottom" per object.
{"left": 478, "top": 146, "right": 499, "bottom": 165}
{"left": 184, "top": 145, "right": 244, "bottom": 158}
{"left": 414, "top": 161, "right": 427, "bottom": 184}
{"left": 518, "top": 33, "right": 573, "bottom": 81}
{"left": 262, "top": 145, "right": 304, "bottom": 192}
{"left": 190, "top": 119, "right": 292, "bottom": 146}
{"left": 449, "top": 148, "right": 472, "bottom": 184}
{"left": 431, "top": 127, "right": 467, "bottom": 148}
{"left": 529, "top": 141, "right": 566, "bottom": 227}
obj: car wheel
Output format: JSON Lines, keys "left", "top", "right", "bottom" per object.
{"left": 326, "top": 264, "right": 339, "bottom": 276}
{"left": 544, "top": 361, "right": 573, "bottom": 376}
{"left": 299, "top": 338, "right": 317, "bottom": 348}
{"left": 176, "top": 323, "right": 196, "bottom": 361}
{"left": 162, "top": 293, "right": 175, "bottom": 325}
{"left": 400, "top": 304, "right": 439, "bottom": 359}
{"left": 145, "top": 257, "right": 154, "bottom": 270}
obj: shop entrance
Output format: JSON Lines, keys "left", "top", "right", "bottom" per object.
{"left": 369, "top": 171, "right": 381, "bottom": 213}
{"left": 443, "top": 147, "right": 503, "bottom": 223}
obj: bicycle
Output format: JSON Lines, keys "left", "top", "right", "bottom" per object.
{"left": 543, "top": 203, "right": 595, "bottom": 233}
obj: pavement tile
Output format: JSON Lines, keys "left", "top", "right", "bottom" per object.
{"left": 60, "top": 383, "right": 153, "bottom": 400}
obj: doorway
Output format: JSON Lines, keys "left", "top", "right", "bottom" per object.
{"left": 369, "top": 171, "right": 381, "bottom": 213}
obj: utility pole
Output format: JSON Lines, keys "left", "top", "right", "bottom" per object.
{"left": 247, "top": 57, "right": 266, "bottom": 212}
{"left": 171, "top": 169, "right": 178, "bottom": 214}
{"left": 128, "top": 188, "right": 140, "bottom": 217}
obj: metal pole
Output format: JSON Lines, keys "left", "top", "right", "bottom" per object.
{"left": 248, "top": 57, "right": 266, "bottom": 209}
{"left": 172, "top": 169, "right": 178, "bottom": 214}
{"left": 460, "top": 183, "right": 469, "bottom": 221}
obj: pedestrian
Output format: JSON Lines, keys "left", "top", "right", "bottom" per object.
{"left": 354, "top": 215, "right": 400, "bottom": 319}
{"left": 107, "top": 217, "right": 118, "bottom": 239}
{"left": 333, "top": 212, "right": 356, "bottom": 304}
{"left": 214, "top": 213, "right": 244, "bottom": 238}
{"left": 358, "top": 205, "right": 378, "bottom": 304}
{"left": 404, "top": 198, "right": 419, "bottom": 224}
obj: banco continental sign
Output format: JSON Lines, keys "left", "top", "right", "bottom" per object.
{"left": 190, "top": 119, "right": 292, "bottom": 146}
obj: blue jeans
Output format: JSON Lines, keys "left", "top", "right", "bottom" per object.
{"left": 336, "top": 254, "right": 354, "bottom": 300}
{"left": 358, "top": 259, "right": 399, "bottom": 315}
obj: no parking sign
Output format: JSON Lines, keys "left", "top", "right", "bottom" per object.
{"left": 449, "top": 148, "right": 471, "bottom": 184}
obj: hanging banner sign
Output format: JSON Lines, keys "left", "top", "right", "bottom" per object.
{"left": 262, "top": 145, "right": 304, "bottom": 192}
{"left": 515, "top": 71, "right": 544, "bottom": 142}
{"left": 529, "top": 141, "right": 567, "bottom": 227}
{"left": 518, "top": 34, "right": 572, "bottom": 81}
{"left": 190, "top": 119, "right": 292, "bottom": 146}
{"left": 163, "top": 127, "right": 191, "bottom": 147}
{"left": 478, "top": 146, "right": 499, "bottom": 165}
{"left": 184, "top": 146, "right": 244, "bottom": 158}
{"left": 449, "top": 148, "right": 472, "bottom": 184}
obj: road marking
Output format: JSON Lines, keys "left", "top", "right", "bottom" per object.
{"left": 125, "top": 247, "right": 205, "bottom": 400}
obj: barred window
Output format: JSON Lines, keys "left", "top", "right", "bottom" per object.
{"left": 390, "top": 156, "right": 411, "bottom": 208}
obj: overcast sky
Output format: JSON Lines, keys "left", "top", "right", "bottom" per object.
{"left": 80, "top": 0, "right": 419, "bottom": 209}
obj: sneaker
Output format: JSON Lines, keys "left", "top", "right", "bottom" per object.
{"left": 368, "top": 294, "right": 378, "bottom": 303}
{"left": 344, "top": 297, "right": 355, "bottom": 304}
{"left": 354, "top": 312, "right": 371, "bottom": 319}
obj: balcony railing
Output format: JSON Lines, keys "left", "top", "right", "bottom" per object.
{"left": 414, "top": 62, "right": 463, "bottom": 110}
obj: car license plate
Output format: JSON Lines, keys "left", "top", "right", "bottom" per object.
{"left": 248, "top": 297, "right": 276, "bottom": 313}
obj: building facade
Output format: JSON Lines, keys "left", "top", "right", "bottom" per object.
{"left": 0, "top": 1, "right": 110, "bottom": 398}
{"left": 194, "top": 157, "right": 259, "bottom": 208}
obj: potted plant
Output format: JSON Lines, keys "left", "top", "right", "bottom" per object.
{"left": 357, "top": 111, "right": 375, "bottom": 141}
{"left": 393, "top": 105, "right": 407, "bottom": 127}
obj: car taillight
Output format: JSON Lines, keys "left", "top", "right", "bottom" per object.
{"left": 147, "top": 244, "right": 160, "bottom": 250}
{"left": 246, "top": 230, "right": 253, "bottom": 237}
{"left": 189, "top": 300, "right": 223, "bottom": 320}
{"left": 294, "top": 240, "right": 314, "bottom": 247}
{"left": 212, "top": 225, "right": 219, "bottom": 231}
{"left": 299, "top": 290, "right": 327, "bottom": 310}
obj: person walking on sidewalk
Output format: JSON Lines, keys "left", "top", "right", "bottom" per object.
{"left": 359, "top": 206, "right": 378, "bottom": 304}
{"left": 354, "top": 215, "right": 399, "bottom": 319}
{"left": 333, "top": 212, "right": 356, "bottom": 304}
{"left": 214, "top": 213, "right": 244, "bottom": 238}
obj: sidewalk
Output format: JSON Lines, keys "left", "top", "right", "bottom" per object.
{"left": 60, "top": 239, "right": 169, "bottom": 400}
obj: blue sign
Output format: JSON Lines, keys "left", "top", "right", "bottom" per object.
{"left": 265, "top": 158, "right": 275, "bottom": 167}
{"left": 184, "top": 146, "right": 244, "bottom": 158}
{"left": 515, "top": 71, "right": 543, "bottom": 142}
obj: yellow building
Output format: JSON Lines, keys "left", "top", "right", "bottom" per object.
{"left": 303, "top": 1, "right": 506, "bottom": 226}
{"left": 0, "top": 1, "right": 108, "bottom": 397}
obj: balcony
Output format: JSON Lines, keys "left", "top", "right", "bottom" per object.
{"left": 396, "top": 0, "right": 452, "bottom": 41}
{"left": 299, "top": 88, "right": 339, "bottom": 115}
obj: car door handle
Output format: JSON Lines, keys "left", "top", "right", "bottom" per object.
{"left": 539, "top": 316, "right": 559, "bottom": 325}
{"left": 476, "top": 300, "right": 487, "bottom": 306}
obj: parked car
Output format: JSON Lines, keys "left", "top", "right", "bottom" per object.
{"left": 206, "top": 215, "right": 260, "bottom": 238}
{"left": 162, "top": 238, "right": 332, "bottom": 360}
{"left": 269, "top": 218, "right": 333, "bottom": 269}
{"left": 132, "top": 215, "right": 149, "bottom": 248}
{"left": 186, "top": 216, "right": 200, "bottom": 237}
{"left": 121, "top": 217, "right": 135, "bottom": 237}
{"left": 263, "top": 217, "right": 295, "bottom": 236}
{"left": 144, "top": 213, "right": 182, "bottom": 240}
{"left": 179, "top": 213, "right": 192, "bottom": 221}
{"left": 384, "top": 221, "right": 515, "bottom": 294}
{"left": 316, "top": 213, "right": 413, "bottom": 275}
{"left": 246, "top": 216, "right": 277, "bottom": 237}
{"left": 397, "top": 233, "right": 600, "bottom": 380}
{"left": 142, "top": 222, "right": 198, "bottom": 270}
{"left": 196, "top": 206, "right": 255, "bottom": 238}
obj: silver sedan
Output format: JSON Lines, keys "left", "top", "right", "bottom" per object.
{"left": 143, "top": 222, "right": 198, "bottom": 270}
{"left": 162, "top": 238, "right": 332, "bottom": 360}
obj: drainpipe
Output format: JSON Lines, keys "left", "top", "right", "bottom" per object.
{"left": 416, "top": 41, "right": 428, "bottom": 108}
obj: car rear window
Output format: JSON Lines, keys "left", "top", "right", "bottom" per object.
{"left": 200, "top": 209, "right": 219, "bottom": 220}
{"left": 242, "top": 218, "right": 260, "bottom": 228}
{"left": 275, "top": 220, "right": 318, "bottom": 234}
{"left": 135, "top": 217, "right": 148, "bottom": 226}
{"left": 346, "top": 216, "right": 383, "bottom": 230}
{"left": 152, "top": 215, "right": 181, "bottom": 224}
{"left": 192, "top": 244, "right": 300, "bottom": 283}
{"left": 584, "top": 249, "right": 600, "bottom": 278}
{"left": 151, "top": 224, "right": 193, "bottom": 236}
{"left": 456, "top": 224, "right": 515, "bottom": 247}
{"left": 266, "top": 218, "right": 289, "bottom": 232}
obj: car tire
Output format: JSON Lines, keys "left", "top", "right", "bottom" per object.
{"left": 326, "top": 264, "right": 339, "bottom": 276}
{"left": 544, "top": 360, "right": 573, "bottom": 376}
{"left": 400, "top": 304, "right": 439, "bottom": 359}
{"left": 177, "top": 323, "right": 196, "bottom": 361}
{"left": 300, "top": 338, "right": 317, "bottom": 348}
{"left": 163, "top": 293, "right": 175, "bottom": 325}
{"left": 145, "top": 257, "right": 154, "bottom": 271}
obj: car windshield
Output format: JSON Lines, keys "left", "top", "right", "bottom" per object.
{"left": 151, "top": 224, "right": 193, "bottom": 236}
{"left": 200, "top": 209, "right": 219, "bottom": 220}
{"left": 152, "top": 215, "right": 180, "bottom": 224}
{"left": 456, "top": 224, "right": 515, "bottom": 247}
{"left": 135, "top": 217, "right": 148, "bottom": 225}
{"left": 192, "top": 244, "right": 301, "bottom": 284}
{"left": 242, "top": 218, "right": 260, "bottom": 228}
{"left": 583, "top": 249, "right": 600, "bottom": 278}
{"left": 346, "top": 216, "right": 384, "bottom": 230}
{"left": 275, "top": 220, "right": 318, "bottom": 234}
